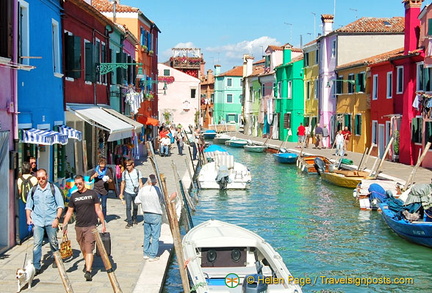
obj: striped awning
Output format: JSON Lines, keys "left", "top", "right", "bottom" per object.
{"left": 21, "top": 128, "right": 68, "bottom": 145}
{"left": 59, "top": 125, "right": 82, "bottom": 141}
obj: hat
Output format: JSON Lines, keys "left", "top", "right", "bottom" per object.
{"left": 149, "top": 174, "right": 157, "bottom": 184}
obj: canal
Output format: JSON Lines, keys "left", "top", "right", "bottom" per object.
{"left": 164, "top": 146, "right": 432, "bottom": 292}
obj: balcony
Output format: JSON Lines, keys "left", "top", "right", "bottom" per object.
{"left": 170, "top": 57, "right": 202, "bottom": 69}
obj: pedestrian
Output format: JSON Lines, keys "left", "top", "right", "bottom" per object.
{"left": 62, "top": 175, "right": 106, "bottom": 281}
{"left": 159, "top": 135, "right": 171, "bottom": 157}
{"left": 25, "top": 168, "right": 64, "bottom": 275}
{"left": 119, "top": 159, "right": 143, "bottom": 228}
{"left": 314, "top": 123, "right": 323, "bottom": 149}
{"left": 335, "top": 131, "right": 345, "bottom": 156}
{"left": 90, "top": 158, "right": 113, "bottom": 219}
{"left": 188, "top": 126, "right": 198, "bottom": 160}
{"left": 176, "top": 127, "right": 185, "bottom": 155}
{"left": 29, "top": 157, "right": 37, "bottom": 176}
{"left": 134, "top": 174, "right": 165, "bottom": 262}
{"left": 17, "top": 161, "right": 38, "bottom": 203}
{"left": 322, "top": 124, "right": 329, "bottom": 149}
{"left": 296, "top": 123, "right": 306, "bottom": 148}
{"left": 341, "top": 126, "right": 352, "bottom": 152}
{"left": 305, "top": 125, "right": 311, "bottom": 148}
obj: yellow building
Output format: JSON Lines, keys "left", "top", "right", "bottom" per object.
{"left": 334, "top": 63, "right": 371, "bottom": 153}
{"left": 302, "top": 40, "right": 319, "bottom": 129}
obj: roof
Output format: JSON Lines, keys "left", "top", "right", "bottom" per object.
{"left": 250, "top": 66, "right": 265, "bottom": 77}
{"left": 218, "top": 66, "right": 243, "bottom": 77}
{"left": 91, "top": 0, "right": 161, "bottom": 32}
{"left": 335, "top": 17, "right": 405, "bottom": 34}
{"left": 336, "top": 47, "right": 404, "bottom": 70}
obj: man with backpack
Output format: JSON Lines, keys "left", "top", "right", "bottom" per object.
{"left": 17, "top": 162, "right": 38, "bottom": 203}
{"left": 25, "top": 168, "right": 64, "bottom": 275}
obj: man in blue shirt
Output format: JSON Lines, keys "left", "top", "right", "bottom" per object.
{"left": 25, "top": 169, "right": 64, "bottom": 275}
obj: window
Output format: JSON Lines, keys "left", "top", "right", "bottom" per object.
{"left": 336, "top": 76, "right": 343, "bottom": 95}
{"left": 428, "top": 18, "right": 432, "bottom": 36}
{"left": 344, "top": 114, "right": 351, "bottom": 131}
{"left": 64, "top": 33, "right": 81, "bottom": 79}
{"left": 411, "top": 117, "right": 422, "bottom": 144}
{"left": 288, "top": 81, "right": 292, "bottom": 99}
{"left": 425, "top": 67, "right": 432, "bottom": 92}
{"left": 372, "top": 74, "right": 378, "bottom": 100}
{"left": 348, "top": 74, "right": 355, "bottom": 93}
{"left": 304, "top": 52, "right": 309, "bottom": 67}
{"left": 52, "top": 19, "right": 61, "bottom": 75}
{"left": 262, "top": 84, "right": 265, "bottom": 97}
{"left": 331, "top": 40, "right": 336, "bottom": 57}
{"left": 314, "top": 80, "right": 318, "bottom": 99}
{"left": 227, "top": 94, "right": 233, "bottom": 103}
{"left": 284, "top": 113, "right": 291, "bottom": 129}
{"left": 355, "top": 114, "right": 362, "bottom": 135}
{"left": 372, "top": 121, "right": 378, "bottom": 144}
{"left": 164, "top": 69, "right": 170, "bottom": 76}
{"left": 18, "top": 1, "right": 30, "bottom": 65}
{"left": 0, "top": 0, "right": 13, "bottom": 58}
{"left": 226, "top": 114, "right": 237, "bottom": 123}
{"left": 356, "top": 72, "right": 365, "bottom": 92}
{"left": 386, "top": 72, "right": 392, "bottom": 99}
{"left": 425, "top": 121, "right": 432, "bottom": 143}
{"left": 417, "top": 62, "right": 424, "bottom": 91}
{"left": 227, "top": 78, "right": 232, "bottom": 87}
{"left": 306, "top": 81, "right": 310, "bottom": 99}
{"left": 277, "top": 82, "right": 281, "bottom": 98}
{"left": 315, "top": 48, "right": 319, "bottom": 64}
{"left": 396, "top": 66, "right": 403, "bottom": 94}
{"left": 85, "top": 41, "right": 95, "bottom": 82}
{"left": 191, "top": 89, "right": 196, "bottom": 99}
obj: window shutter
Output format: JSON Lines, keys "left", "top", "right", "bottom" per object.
{"left": 428, "top": 19, "right": 432, "bottom": 36}
{"left": 85, "top": 42, "right": 95, "bottom": 82}
{"left": 65, "top": 35, "right": 81, "bottom": 79}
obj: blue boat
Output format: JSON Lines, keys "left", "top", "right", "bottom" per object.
{"left": 203, "top": 130, "right": 217, "bottom": 139}
{"left": 273, "top": 152, "right": 298, "bottom": 164}
{"left": 379, "top": 202, "right": 432, "bottom": 248}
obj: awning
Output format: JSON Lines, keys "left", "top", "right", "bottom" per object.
{"left": 137, "top": 115, "right": 159, "bottom": 126}
{"left": 21, "top": 128, "right": 68, "bottom": 145}
{"left": 58, "top": 125, "right": 82, "bottom": 141}
{"left": 101, "top": 107, "right": 143, "bottom": 133}
{"left": 66, "top": 104, "right": 134, "bottom": 142}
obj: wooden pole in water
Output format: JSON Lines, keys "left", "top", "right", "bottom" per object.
{"left": 362, "top": 143, "right": 375, "bottom": 170}
{"left": 93, "top": 230, "right": 122, "bottom": 293}
{"left": 160, "top": 174, "right": 190, "bottom": 292}
{"left": 404, "top": 142, "right": 432, "bottom": 189}
{"left": 53, "top": 251, "right": 74, "bottom": 293}
{"left": 371, "top": 137, "right": 394, "bottom": 178}
{"left": 357, "top": 147, "right": 368, "bottom": 170}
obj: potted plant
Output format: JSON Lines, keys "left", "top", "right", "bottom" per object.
{"left": 141, "top": 45, "right": 148, "bottom": 52}
{"left": 148, "top": 50, "right": 154, "bottom": 56}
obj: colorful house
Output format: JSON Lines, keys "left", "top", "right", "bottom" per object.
{"left": 0, "top": 0, "right": 19, "bottom": 251}
{"left": 274, "top": 45, "right": 304, "bottom": 142}
{"left": 158, "top": 63, "right": 201, "bottom": 127}
{"left": 213, "top": 65, "right": 243, "bottom": 125}
{"left": 200, "top": 69, "right": 215, "bottom": 128}
{"left": 319, "top": 15, "right": 405, "bottom": 141}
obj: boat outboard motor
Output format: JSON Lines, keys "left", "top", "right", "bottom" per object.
{"left": 215, "top": 165, "right": 230, "bottom": 190}
{"left": 314, "top": 157, "right": 325, "bottom": 175}
{"left": 242, "top": 274, "right": 268, "bottom": 293}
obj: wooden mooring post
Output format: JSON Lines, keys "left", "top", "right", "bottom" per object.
{"left": 53, "top": 251, "right": 74, "bottom": 293}
{"left": 93, "top": 229, "right": 122, "bottom": 293}
{"left": 404, "top": 142, "right": 432, "bottom": 190}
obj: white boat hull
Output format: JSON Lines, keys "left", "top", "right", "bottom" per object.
{"left": 183, "top": 220, "right": 303, "bottom": 293}
{"left": 198, "top": 161, "right": 251, "bottom": 189}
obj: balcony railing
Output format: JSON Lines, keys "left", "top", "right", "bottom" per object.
{"left": 170, "top": 57, "right": 202, "bottom": 69}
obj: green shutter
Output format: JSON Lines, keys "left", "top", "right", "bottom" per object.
{"left": 65, "top": 35, "right": 81, "bottom": 79}
{"left": 85, "top": 42, "right": 95, "bottom": 82}
{"left": 428, "top": 19, "right": 432, "bottom": 35}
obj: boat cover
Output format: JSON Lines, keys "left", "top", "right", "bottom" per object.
{"left": 204, "top": 144, "right": 227, "bottom": 153}
{"left": 404, "top": 183, "right": 432, "bottom": 209}
{"left": 368, "top": 183, "right": 388, "bottom": 203}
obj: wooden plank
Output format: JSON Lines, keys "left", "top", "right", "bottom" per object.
{"left": 53, "top": 251, "right": 74, "bottom": 293}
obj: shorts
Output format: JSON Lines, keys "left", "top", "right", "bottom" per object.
{"left": 75, "top": 226, "right": 96, "bottom": 254}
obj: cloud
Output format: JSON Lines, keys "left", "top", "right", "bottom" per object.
{"left": 205, "top": 36, "right": 281, "bottom": 68}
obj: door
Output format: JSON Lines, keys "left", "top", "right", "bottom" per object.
{"left": 0, "top": 131, "right": 10, "bottom": 249}
{"left": 378, "top": 124, "right": 385, "bottom": 158}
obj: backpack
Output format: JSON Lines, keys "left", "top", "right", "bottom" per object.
{"left": 19, "top": 175, "right": 35, "bottom": 203}
{"left": 30, "top": 183, "right": 57, "bottom": 210}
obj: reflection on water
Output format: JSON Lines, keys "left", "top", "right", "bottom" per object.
{"left": 164, "top": 147, "right": 432, "bottom": 292}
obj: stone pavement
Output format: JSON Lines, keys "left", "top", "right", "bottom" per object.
{"left": 0, "top": 147, "right": 193, "bottom": 293}
{"left": 1, "top": 132, "right": 432, "bottom": 293}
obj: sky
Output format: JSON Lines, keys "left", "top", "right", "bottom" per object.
{"left": 121, "top": 0, "right": 432, "bottom": 73}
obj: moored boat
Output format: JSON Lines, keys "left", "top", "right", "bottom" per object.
{"left": 244, "top": 144, "right": 267, "bottom": 153}
{"left": 273, "top": 152, "right": 298, "bottom": 164}
{"left": 182, "top": 219, "right": 303, "bottom": 293}
{"left": 225, "top": 137, "right": 248, "bottom": 148}
{"left": 203, "top": 129, "right": 217, "bottom": 139}
{"left": 198, "top": 152, "right": 251, "bottom": 189}
{"left": 213, "top": 133, "right": 231, "bottom": 144}
{"left": 296, "top": 155, "right": 332, "bottom": 174}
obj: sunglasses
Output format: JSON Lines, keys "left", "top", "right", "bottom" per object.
{"left": 30, "top": 162, "right": 36, "bottom": 165}
{"left": 75, "top": 182, "right": 84, "bottom": 186}
{"left": 126, "top": 164, "right": 133, "bottom": 167}
{"left": 37, "top": 176, "right": 46, "bottom": 180}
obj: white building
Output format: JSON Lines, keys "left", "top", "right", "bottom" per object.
{"left": 158, "top": 63, "right": 201, "bottom": 127}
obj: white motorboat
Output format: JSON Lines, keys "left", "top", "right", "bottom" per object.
{"left": 183, "top": 219, "right": 303, "bottom": 293}
{"left": 213, "top": 133, "right": 231, "bottom": 144}
{"left": 198, "top": 152, "right": 251, "bottom": 189}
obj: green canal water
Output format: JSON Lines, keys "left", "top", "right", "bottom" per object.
{"left": 163, "top": 146, "right": 432, "bottom": 292}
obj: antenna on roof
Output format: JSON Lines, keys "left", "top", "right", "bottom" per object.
{"left": 349, "top": 8, "right": 358, "bottom": 19}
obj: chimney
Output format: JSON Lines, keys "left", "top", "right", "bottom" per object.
{"left": 321, "top": 14, "right": 334, "bottom": 36}
{"left": 214, "top": 64, "right": 221, "bottom": 76}
{"left": 404, "top": 0, "right": 423, "bottom": 54}
{"left": 282, "top": 44, "right": 292, "bottom": 64}
{"left": 207, "top": 69, "right": 214, "bottom": 83}
{"left": 242, "top": 55, "right": 254, "bottom": 77}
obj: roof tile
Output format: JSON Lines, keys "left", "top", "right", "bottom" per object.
{"left": 335, "top": 17, "right": 405, "bottom": 33}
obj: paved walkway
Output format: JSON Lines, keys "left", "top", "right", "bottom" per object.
{"left": 1, "top": 132, "right": 431, "bottom": 293}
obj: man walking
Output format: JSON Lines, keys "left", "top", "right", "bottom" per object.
{"left": 134, "top": 174, "right": 165, "bottom": 262}
{"left": 119, "top": 159, "right": 143, "bottom": 228}
{"left": 297, "top": 123, "right": 306, "bottom": 148}
{"left": 322, "top": 125, "right": 330, "bottom": 149}
{"left": 25, "top": 169, "right": 64, "bottom": 275}
{"left": 62, "top": 175, "right": 106, "bottom": 281}
{"left": 314, "top": 123, "right": 324, "bottom": 149}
